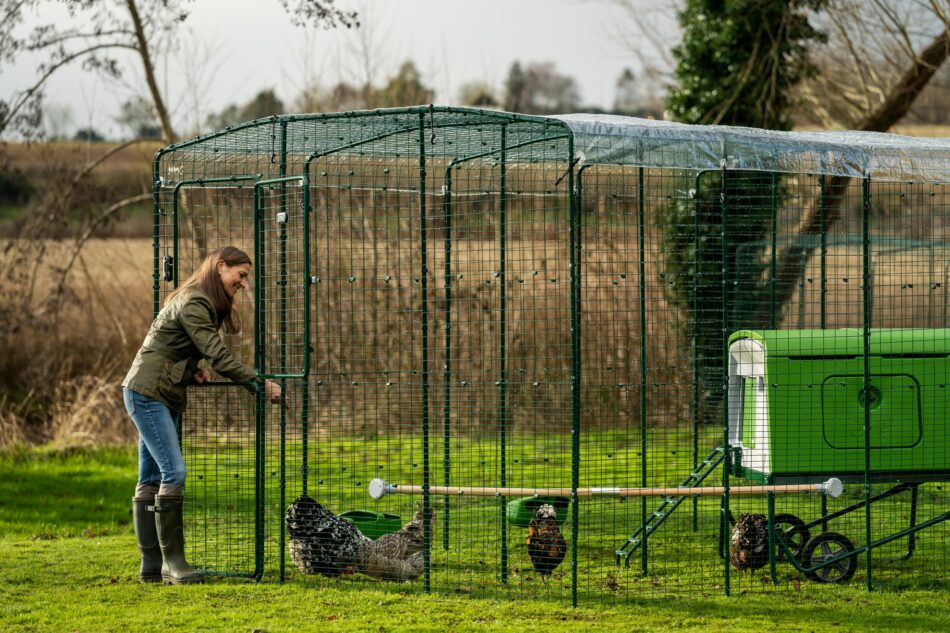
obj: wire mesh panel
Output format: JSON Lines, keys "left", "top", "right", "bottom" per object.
{"left": 157, "top": 180, "right": 259, "bottom": 363}
{"left": 181, "top": 384, "right": 259, "bottom": 578}
{"left": 255, "top": 176, "right": 310, "bottom": 378}
{"left": 860, "top": 180, "right": 950, "bottom": 589}
{"left": 430, "top": 138, "right": 575, "bottom": 599}
{"left": 577, "top": 164, "right": 728, "bottom": 598}
{"left": 151, "top": 107, "right": 950, "bottom": 602}
{"left": 280, "top": 128, "right": 430, "bottom": 586}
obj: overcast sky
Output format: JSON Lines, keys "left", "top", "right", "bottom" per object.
{"left": 1, "top": 0, "right": 671, "bottom": 140}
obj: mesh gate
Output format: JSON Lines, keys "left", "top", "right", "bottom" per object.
{"left": 152, "top": 107, "right": 950, "bottom": 602}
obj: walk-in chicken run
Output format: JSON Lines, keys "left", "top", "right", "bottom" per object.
{"left": 152, "top": 107, "right": 948, "bottom": 603}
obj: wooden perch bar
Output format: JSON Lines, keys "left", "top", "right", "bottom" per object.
{"left": 368, "top": 478, "right": 844, "bottom": 500}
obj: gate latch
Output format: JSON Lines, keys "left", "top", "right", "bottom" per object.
{"left": 162, "top": 255, "right": 174, "bottom": 282}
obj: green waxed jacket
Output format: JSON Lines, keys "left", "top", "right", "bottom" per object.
{"left": 122, "top": 288, "right": 257, "bottom": 412}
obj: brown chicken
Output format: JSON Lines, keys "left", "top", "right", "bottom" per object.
{"left": 730, "top": 512, "right": 769, "bottom": 573}
{"left": 526, "top": 503, "right": 567, "bottom": 578}
{"left": 356, "top": 504, "right": 435, "bottom": 582}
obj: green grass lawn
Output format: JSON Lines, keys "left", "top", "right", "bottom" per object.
{"left": 0, "top": 444, "right": 947, "bottom": 633}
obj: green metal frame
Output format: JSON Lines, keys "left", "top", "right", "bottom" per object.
{"left": 160, "top": 176, "right": 268, "bottom": 580}
{"left": 760, "top": 482, "right": 950, "bottom": 582}
{"left": 150, "top": 105, "right": 950, "bottom": 600}
{"left": 252, "top": 175, "right": 311, "bottom": 380}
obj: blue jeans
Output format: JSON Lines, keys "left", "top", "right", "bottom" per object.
{"left": 123, "top": 388, "right": 186, "bottom": 488}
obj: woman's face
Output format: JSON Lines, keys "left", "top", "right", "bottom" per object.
{"left": 217, "top": 261, "right": 251, "bottom": 298}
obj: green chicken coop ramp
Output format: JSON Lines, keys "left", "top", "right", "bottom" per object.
{"left": 615, "top": 445, "right": 729, "bottom": 566}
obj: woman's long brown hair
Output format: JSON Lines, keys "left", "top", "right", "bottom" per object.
{"left": 165, "top": 246, "right": 251, "bottom": 333}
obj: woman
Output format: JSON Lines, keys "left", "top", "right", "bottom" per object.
{"left": 122, "top": 246, "right": 282, "bottom": 584}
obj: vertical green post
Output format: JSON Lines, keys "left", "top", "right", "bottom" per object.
{"left": 498, "top": 124, "right": 509, "bottom": 584}
{"left": 720, "top": 166, "right": 731, "bottom": 597}
{"left": 819, "top": 175, "right": 828, "bottom": 525}
{"left": 301, "top": 162, "right": 321, "bottom": 501}
{"left": 862, "top": 175, "right": 873, "bottom": 591}
{"left": 691, "top": 172, "right": 703, "bottom": 533}
{"left": 567, "top": 138, "right": 580, "bottom": 609}
{"left": 769, "top": 172, "right": 778, "bottom": 328}
{"left": 252, "top": 182, "right": 266, "bottom": 580}
{"left": 301, "top": 171, "right": 312, "bottom": 498}
{"left": 151, "top": 153, "right": 164, "bottom": 318}
{"left": 254, "top": 184, "right": 262, "bottom": 378}
{"left": 442, "top": 163, "right": 454, "bottom": 551}
{"left": 638, "top": 165, "right": 649, "bottom": 575}
{"left": 255, "top": 382, "right": 265, "bottom": 580}
{"left": 819, "top": 175, "right": 828, "bottom": 329}
{"left": 171, "top": 190, "right": 180, "bottom": 288}
{"left": 277, "top": 121, "right": 288, "bottom": 582}
{"left": 767, "top": 491, "right": 777, "bottom": 582}
{"left": 417, "top": 113, "right": 432, "bottom": 593}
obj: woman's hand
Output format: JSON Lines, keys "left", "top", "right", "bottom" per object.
{"left": 264, "top": 379, "right": 285, "bottom": 405}
{"left": 193, "top": 368, "right": 213, "bottom": 384}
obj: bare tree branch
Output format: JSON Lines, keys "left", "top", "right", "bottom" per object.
{"left": 56, "top": 137, "right": 156, "bottom": 214}
{"left": 1, "top": 41, "right": 136, "bottom": 134}
{"left": 858, "top": 28, "right": 949, "bottom": 131}
{"left": 125, "top": 0, "right": 175, "bottom": 142}
{"left": 765, "top": 27, "right": 950, "bottom": 324}
{"left": 25, "top": 28, "right": 134, "bottom": 50}
{"left": 603, "top": 0, "right": 678, "bottom": 79}
{"left": 49, "top": 192, "right": 152, "bottom": 318}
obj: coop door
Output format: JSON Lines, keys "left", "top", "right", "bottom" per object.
{"left": 169, "top": 177, "right": 265, "bottom": 579}
{"left": 253, "top": 176, "right": 311, "bottom": 378}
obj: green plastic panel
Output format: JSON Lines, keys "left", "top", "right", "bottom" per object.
{"left": 822, "top": 374, "right": 922, "bottom": 449}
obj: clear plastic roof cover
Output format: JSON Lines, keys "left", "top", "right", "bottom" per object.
{"left": 554, "top": 113, "right": 950, "bottom": 182}
{"left": 160, "top": 107, "right": 950, "bottom": 184}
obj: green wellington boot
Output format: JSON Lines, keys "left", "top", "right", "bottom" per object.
{"left": 154, "top": 495, "right": 204, "bottom": 584}
{"left": 132, "top": 499, "right": 163, "bottom": 583}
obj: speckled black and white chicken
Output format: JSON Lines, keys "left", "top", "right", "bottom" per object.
{"left": 285, "top": 495, "right": 370, "bottom": 577}
{"left": 286, "top": 495, "right": 433, "bottom": 582}
{"left": 356, "top": 504, "right": 435, "bottom": 582}
{"left": 526, "top": 503, "right": 566, "bottom": 577}
{"left": 730, "top": 512, "right": 769, "bottom": 573}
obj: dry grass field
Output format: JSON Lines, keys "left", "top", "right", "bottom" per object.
{"left": 0, "top": 239, "right": 152, "bottom": 446}
{"left": 1, "top": 230, "right": 944, "bottom": 447}
{"left": 3, "top": 127, "right": 950, "bottom": 447}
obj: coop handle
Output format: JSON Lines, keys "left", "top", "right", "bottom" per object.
{"left": 368, "top": 478, "right": 843, "bottom": 500}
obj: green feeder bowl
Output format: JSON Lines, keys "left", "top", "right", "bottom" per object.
{"left": 506, "top": 496, "right": 570, "bottom": 527}
{"left": 339, "top": 510, "right": 402, "bottom": 539}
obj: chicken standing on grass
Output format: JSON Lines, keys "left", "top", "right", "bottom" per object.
{"left": 730, "top": 512, "right": 770, "bottom": 573}
{"left": 526, "top": 503, "right": 567, "bottom": 578}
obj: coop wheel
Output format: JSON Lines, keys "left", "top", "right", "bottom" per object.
{"left": 803, "top": 532, "right": 858, "bottom": 583}
{"left": 773, "top": 513, "right": 810, "bottom": 562}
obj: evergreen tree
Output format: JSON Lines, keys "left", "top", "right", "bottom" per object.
{"left": 663, "top": 0, "right": 826, "bottom": 424}
{"left": 503, "top": 61, "right": 581, "bottom": 115}
{"left": 613, "top": 67, "right": 638, "bottom": 115}
{"left": 667, "top": 0, "right": 826, "bottom": 129}
{"left": 503, "top": 62, "right": 527, "bottom": 113}
{"left": 376, "top": 61, "right": 433, "bottom": 108}
{"left": 239, "top": 89, "right": 286, "bottom": 121}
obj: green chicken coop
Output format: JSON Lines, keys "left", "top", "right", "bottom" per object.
{"left": 728, "top": 328, "right": 950, "bottom": 484}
